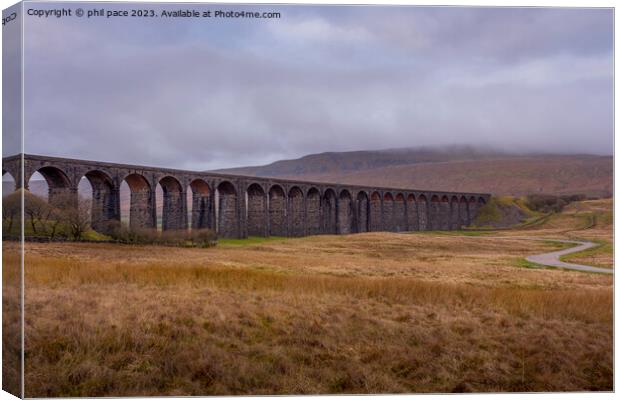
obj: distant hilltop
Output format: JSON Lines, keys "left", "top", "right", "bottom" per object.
{"left": 214, "top": 146, "right": 612, "bottom": 198}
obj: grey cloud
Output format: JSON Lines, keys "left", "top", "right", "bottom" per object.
{"left": 19, "top": 5, "right": 613, "bottom": 171}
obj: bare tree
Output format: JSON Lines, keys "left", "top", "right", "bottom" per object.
{"left": 23, "top": 190, "right": 55, "bottom": 235}
{"left": 44, "top": 206, "right": 64, "bottom": 240}
{"left": 55, "top": 193, "right": 91, "bottom": 240}
{"left": 2, "top": 190, "right": 21, "bottom": 235}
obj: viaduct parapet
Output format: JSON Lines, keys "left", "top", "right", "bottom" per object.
{"left": 2, "top": 154, "right": 491, "bottom": 239}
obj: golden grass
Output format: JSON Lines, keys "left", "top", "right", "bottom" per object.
{"left": 20, "top": 251, "right": 611, "bottom": 323}
{"left": 2, "top": 245, "right": 21, "bottom": 398}
{"left": 23, "top": 283, "right": 612, "bottom": 396}
{"left": 9, "top": 199, "right": 614, "bottom": 396}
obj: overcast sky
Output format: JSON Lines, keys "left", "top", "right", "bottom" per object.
{"left": 17, "top": 4, "right": 614, "bottom": 170}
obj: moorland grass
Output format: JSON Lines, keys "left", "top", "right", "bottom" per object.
{"left": 9, "top": 199, "right": 613, "bottom": 396}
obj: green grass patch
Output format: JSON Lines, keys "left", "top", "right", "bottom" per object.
{"left": 470, "top": 196, "right": 541, "bottom": 229}
{"left": 513, "top": 258, "right": 545, "bottom": 270}
{"left": 81, "top": 229, "right": 112, "bottom": 241}
{"left": 493, "top": 196, "right": 517, "bottom": 207}
{"left": 5, "top": 222, "right": 113, "bottom": 242}
{"left": 413, "top": 230, "right": 495, "bottom": 237}
{"left": 468, "top": 212, "right": 551, "bottom": 231}
{"left": 217, "top": 236, "right": 288, "bottom": 247}
{"left": 5, "top": 220, "right": 62, "bottom": 238}
{"left": 514, "top": 197, "right": 538, "bottom": 218}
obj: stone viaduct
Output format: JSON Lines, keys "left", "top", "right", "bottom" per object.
{"left": 2, "top": 154, "right": 491, "bottom": 239}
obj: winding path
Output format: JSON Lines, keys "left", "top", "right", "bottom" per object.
{"left": 525, "top": 239, "right": 612, "bottom": 274}
{"left": 436, "top": 234, "right": 613, "bottom": 274}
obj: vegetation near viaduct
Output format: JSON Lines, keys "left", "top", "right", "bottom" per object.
{"left": 2, "top": 154, "right": 490, "bottom": 239}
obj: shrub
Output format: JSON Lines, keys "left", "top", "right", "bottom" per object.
{"left": 560, "top": 194, "right": 587, "bottom": 203}
{"left": 473, "top": 198, "right": 502, "bottom": 225}
{"left": 524, "top": 194, "right": 566, "bottom": 213}
{"left": 105, "top": 221, "right": 216, "bottom": 247}
{"left": 186, "top": 229, "right": 218, "bottom": 248}
{"left": 524, "top": 194, "right": 586, "bottom": 213}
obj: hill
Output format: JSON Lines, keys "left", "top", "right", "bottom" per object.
{"left": 218, "top": 146, "right": 514, "bottom": 177}
{"left": 215, "top": 147, "right": 612, "bottom": 197}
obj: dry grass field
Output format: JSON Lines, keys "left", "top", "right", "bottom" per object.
{"left": 4, "top": 199, "right": 613, "bottom": 396}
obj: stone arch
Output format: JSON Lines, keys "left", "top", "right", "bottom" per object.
{"left": 458, "top": 196, "right": 469, "bottom": 227}
{"left": 2, "top": 170, "right": 17, "bottom": 193}
{"left": 383, "top": 192, "right": 395, "bottom": 232}
{"left": 288, "top": 186, "right": 305, "bottom": 237}
{"left": 81, "top": 170, "right": 118, "bottom": 233}
{"left": 26, "top": 171, "right": 49, "bottom": 202}
{"left": 158, "top": 176, "right": 185, "bottom": 231}
{"left": 394, "top": 193, "right": 406, "bottom": 232}
{"left": 356, "top": 191, "right": 369, "bottom": 233}
{"left": 418, "top": 194, "right": 429, "bottom": 231}
{"left": 306, "top": 187, "right": 321, "bottom": 235}
{"left": 322, "top": 188, "right": 337, "bottom": 234}
{"left": 478, "top": 197, "right": 486, "bottom": 205}
{"left": 450, "top": 195, "right": 460, "bottom": 230}
{"left": 216, "top": 181, "right": 238, "bottom": 238}
{"left": 246, "top": 183, "right": 267, "bottom": 237}
{"left": 406, "top": 194, "right": 418, "bottom": 231}
{"left": 369, "top": 191, "right": 382, "bottom": 231}
{"left": 190, "top": 179, "right": 212, "bottom": 230}
{"left": 268, "top": 184, "right": 287, "bottom": 236}
{"left": 123, "top": 173, "right": 155, "bottom": 230}
{"left": 337, "top": 189, "right": 354, "bottom": 234}
{"left": 2, "top": 161, "right": 20, "bottom": 191}
{"left": 28, "top": 165, "right": 73, "bottom": 208}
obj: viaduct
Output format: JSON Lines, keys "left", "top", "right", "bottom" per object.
{"left": 2, "top": 154, "right": 491, "bottom": 239}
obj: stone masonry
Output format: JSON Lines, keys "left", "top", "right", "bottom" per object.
{"left": 3, "top": 154, "right": 491, "bottom": 239}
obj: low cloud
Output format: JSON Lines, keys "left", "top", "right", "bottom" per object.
{"left": 18, "top": 4, "right": 613, "bottom": 170}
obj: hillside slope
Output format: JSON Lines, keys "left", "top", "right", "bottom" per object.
{"left": 217, "top": 148, "right": 611, "bottom": 197}
{"left": 218, "top": 146, "right": 514, "bottom": 177}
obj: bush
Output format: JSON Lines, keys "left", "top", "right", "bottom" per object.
{"left": 185, "top": 229, "right": 218, "bottom": 248}
{"left": 105, "top": 221, "right": 216, "bottom": 247}
{"left": 524, "top": 193, "right": 587, "bottom": 213}
{"left": 559, "top": 194, "right": 587, "bottom": 203}
{"left": 473, "top": 198, "right": 502, "bottom": 225}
